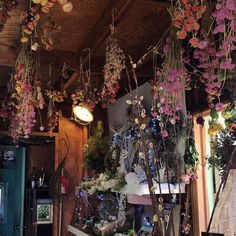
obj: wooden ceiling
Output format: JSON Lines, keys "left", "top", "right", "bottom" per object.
{"left": 0, "top": 0, "right": 171, "bottom": 99}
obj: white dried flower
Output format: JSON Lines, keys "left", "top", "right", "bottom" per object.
{"left": 126, "top": 100, "right": 132, "bottom": 104}
{"left": 135, "top": 118, "right": 139, "bottom": 124}
{"left": 139, "top": 152, "right": 145, "bottom": 159}
{"left": 151, "top": 185, "right": 157, "bottom": 192}
{"left": 141, "top": 109, "right": 146, "bottom": 118}
{"left": 140, "top": 123, "right": 146, "bottom": 130}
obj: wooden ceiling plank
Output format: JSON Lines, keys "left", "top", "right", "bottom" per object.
{"left": 76, "top": 0, "right": 119, "bottom": 57}
{"left": 63, "top": 0, "right": 138, "bottom": 90}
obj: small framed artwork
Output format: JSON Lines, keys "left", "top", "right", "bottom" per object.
{"left": 36, "top": 199, "right": 53, "bottom": 224}
{"left": 0, "top": 182, "right": 8, "bottom": 224}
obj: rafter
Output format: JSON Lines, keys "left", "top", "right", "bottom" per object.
{"left": 63, "top": 0, "right": 137, "bottom": 90}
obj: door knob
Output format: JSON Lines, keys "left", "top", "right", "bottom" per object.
{"left": 13, "top": 225, "right": 28, "bottom": 230}
{"left": 13, "top": 225, "right": 21, "bottom": 230}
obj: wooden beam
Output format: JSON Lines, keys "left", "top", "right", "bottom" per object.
{"left": 0, "top": 45, "right": 17, "bottom": 67}
{"left": 40, "top": 50, "right": 80, "bottom": 70}
{"left": 63, "top": 0, "right": 137, "bottom": 90}
{"left": 137, "top": 0, "right": 171, "bottom": 7}
{"left": 0, "top": 130, "right": 58, "bottom": 137}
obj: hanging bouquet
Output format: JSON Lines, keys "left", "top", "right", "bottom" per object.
{"left": 44, "top": 89, "right": 66, "bottom": 131}
{"left": 172, "top": 0, "right": 206, "bottom": 47}
{"left": 10, "top": 62, "right": 36, "bottom": 138}
{"left": 32, "top": 0, "right": 73, "bottom": 14}
{"left": 71, "top": 72, "right": 100, "bottom": 111}
{"left": 8, "top": 46, "right": 47, "bottom": 138}
{"left": 20, "top": 7, "right": 40, "bottom": 43}
{"left": 152, "top": 30, "right": 190, "bottom": 136}
{"left": 101, "top": 25, "right": 125, "bottom": 108}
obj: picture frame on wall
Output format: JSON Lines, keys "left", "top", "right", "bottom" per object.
{"left": 0, "top": 182, "right": 8, "bottom": 224}
{"left": 36, "top": 199, "right": 53, "bottom": 224}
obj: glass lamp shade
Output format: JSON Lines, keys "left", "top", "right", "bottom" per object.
{"left": 73, "top": 105, "right": 93, "bottom": 124}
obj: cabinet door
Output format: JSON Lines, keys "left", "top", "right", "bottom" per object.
{"left": 0, "top": 147, "right": 26, "bottom": 236}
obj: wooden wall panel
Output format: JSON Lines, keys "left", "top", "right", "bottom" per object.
{"left": 192, "top": 115, "right": 210, "bottom": 236}
{"left": 26, "top": 143, "right": 55, "bottom": 181}
{"left": 56, "top": 117, "right": 87, "bottom": 236}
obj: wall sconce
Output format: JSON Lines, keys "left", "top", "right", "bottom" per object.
{"left": 72, "top": 103, "right": 93, "bottom": 125}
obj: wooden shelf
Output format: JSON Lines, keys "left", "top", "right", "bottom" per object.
{"left": 68, "top": 225, "right": 90, "bottom": 236}
{"left": 75, "top": 182, "right": 187, "bottom": 197}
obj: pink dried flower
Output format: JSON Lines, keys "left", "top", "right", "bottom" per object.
{"left": 215, "top": 102, "right": 224, "bottom": 111}
{"left": 161, "top": 130, "right": 168, "bottom": 138}
{"left": 220, "top": 58, "right": 235, "bottom": 69}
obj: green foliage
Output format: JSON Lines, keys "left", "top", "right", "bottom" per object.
{"left": 183, "top": 119, "right": 198, "bottom": 169}
{"left": 208, "top": 129, "right": 236, "bottom": 170}
{"left": 208, "top": 106, "right": 236, "bottom": 170}
{"left": 104, "top": 145, "right": 121, "bottom": 174}
{"left": 84, "top": 122, "right": 110, "bottom": 173}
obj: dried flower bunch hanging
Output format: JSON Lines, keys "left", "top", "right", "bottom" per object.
{"left": 190, "top": 0, "right": 236, "bottom": 109}
{"left": 9, "top": 46, "right": 45, "bottom": 139}
{"left": 71, "top": 83, "right": 100, "bottom": 111}
{"left": 212, "top": 0, "right": 236, "bottom": 74}
{"left": 71, "top": 49, "right": 101, "bottom": 112}
{"left": 41, "top": 16, "right": 61, "bottom": 51}
{"left": 32, "top": 0, "right": 73, "bottom": 14}
{"left": 0, "top": 74, "right": 16, "bottom": 121}
{"left": 152, "top": 30, "right": 189, "bottom": 136}
{"left": 20, "top": 7, "right": 40, "bottom": 43}
{"left": 101, "top": 20, "right": 125, "bottom": 107}
{"left": 193, "top": 32, "right": 223, "bottom": 108}
{"left": 172, "top": 0, "right": 206, "bottom": 47}
{"left": 45, "top": 89, "right": 67, "bottom": 102}
{"left": 71, "top": 62, "right": 100, "bottom": 111}
{"left": 0, "top": 0, "right": 18, "bottom": 32}
{"left": 45, "top": 64, "right": 67, "bottom": 132}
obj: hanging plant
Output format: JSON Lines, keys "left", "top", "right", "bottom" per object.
{"left": 207, "top": 104, "right": 236, "bottom": 170}
{"left": 83, "top": 122, "right": 110, "bottom": 173}
{"left": 101, "top": 20, "right": 125, "bottom": 108}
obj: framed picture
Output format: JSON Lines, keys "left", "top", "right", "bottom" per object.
{"left": 36, "top": 199, "right": 53, "bottom": 224}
